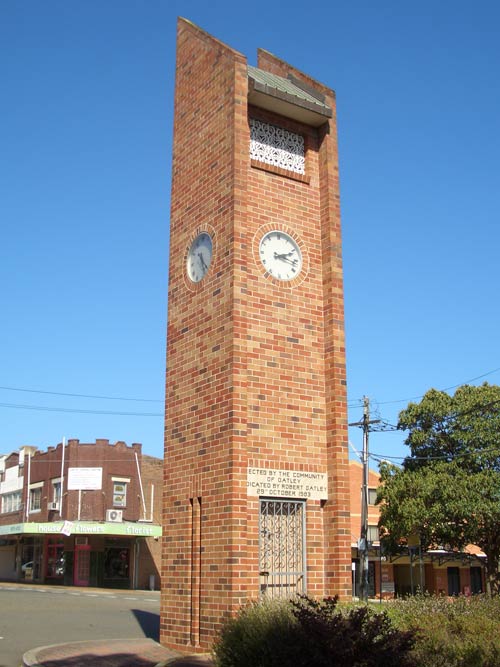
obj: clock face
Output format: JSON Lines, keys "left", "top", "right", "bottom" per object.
{"left": 186, "top": 232, "right": 213, "bottom": 283}
{"left": 259, "top": 230, "right": 303, "bottom": 281}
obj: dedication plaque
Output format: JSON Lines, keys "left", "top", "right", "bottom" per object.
{"left": 247, "top": 467, "right": 328, "bottom": 500}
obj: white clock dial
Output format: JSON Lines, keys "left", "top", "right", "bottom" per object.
{"left": 186, "top": 232, "right": 213, "bottom": 283}
{"left": 259, "top": 230, "right": 303, "bottom": 281}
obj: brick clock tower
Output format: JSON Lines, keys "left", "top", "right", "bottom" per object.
{"left": 161, "top": 18, "right": 351, "bottom": 651}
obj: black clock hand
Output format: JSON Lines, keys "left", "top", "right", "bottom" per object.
{"left": 198, "top": 253, "right": 208, "bottom": 271}
{"left": 274, "top": 252, "right": 298, "bottom": 265}
{"left": 274, "top": 251, "right": 296, "bottom": 260}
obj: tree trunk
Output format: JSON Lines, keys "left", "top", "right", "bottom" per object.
{"left": 483, "top": 547, "right": 500, "bottom": 596}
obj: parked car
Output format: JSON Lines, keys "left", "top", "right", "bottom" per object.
{"left": 21, "top": 561, "right": 33, "bottom": 573}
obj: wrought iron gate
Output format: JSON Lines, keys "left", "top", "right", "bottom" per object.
{"left": 259, "top": 499, "right": 306, "bottom": 598}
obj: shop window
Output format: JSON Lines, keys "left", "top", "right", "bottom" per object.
{"left": 104, "top": 546, "right": 130, "bottom": 580}
{"left": 46, "top": 538, "right": 65, "bottom": 578}
{"left": 1, "top": 490, "right": 22, "bottom": 513}
{"left": 470, "top": 567, "right": 483, "bottom": 594}
{"left": 29, "top": 486, "right": 42, "bottom": 512}
{"left": 113, "top": 482, "right": 127, "bottom": 507}
{"left": 447, "top": 567, "right": 460, "bottom": 596}
{"left": 22, "top": 537, "right": 43, "bottom": 580}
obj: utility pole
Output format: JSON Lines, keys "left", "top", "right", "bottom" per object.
{"left": 350, "top": 396, "right": 380, "bottom": 602}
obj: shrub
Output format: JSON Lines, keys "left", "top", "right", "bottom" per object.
{"left": 386, "top": 594, "right": 500, "bottom": 667}
{"left": 212, "top": 598, "right": 299, "bottom": 667}
{"left": 212, "top": 595, "right": 417, "bottom": 667}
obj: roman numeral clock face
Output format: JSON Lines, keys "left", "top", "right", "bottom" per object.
{"left": 259, "top": 230, "right": 303, "bottom": 281}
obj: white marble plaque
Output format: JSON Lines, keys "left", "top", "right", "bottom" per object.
{"left": 247, "top": 467, "right": 328, "bottom": 500}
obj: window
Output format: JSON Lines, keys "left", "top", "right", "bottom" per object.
{"left": 259, "top": 499, "right": 306, "bottom": 599}
{"left": 113, "top": 482, "right": 127, "bottom": 507}
{"left": 51, "top": 480, "right": 61, "bottom": 504}
{"left": 367, "top": 525, "right": 380, "bottom": 543}
{"left": 46, "top": 538, "right": 65, "bottom": 578}
{"left": 104, "top": 545, "right": 130, "bottom": 580}
{"left": 1, "top": 491, "right": 22, "bottom": 513}
{"left": 368, "top": 488, "right": 378, "bottom": 505}
{"left": 249, "top": 119, "right": 305, "bottom": 175}
{"left": 29, "top": 486, "right": 42, "bottom": 512}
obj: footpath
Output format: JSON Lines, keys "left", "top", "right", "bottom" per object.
{"left": 22, "top": 638, "right": 214, "bottom": 667}
{"left": 0, "top": 581, "right": 214, "bottom": 667}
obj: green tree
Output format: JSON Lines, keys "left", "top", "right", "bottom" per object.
{"left": 378, "top": 383, "right": 500, "bottom": 594}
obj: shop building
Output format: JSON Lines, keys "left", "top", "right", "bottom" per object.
{"left": 0, "top": 439, "right": 162, "bottom": 589}
{"left": 349, "top": 460, "right": 486, "bottom": 598}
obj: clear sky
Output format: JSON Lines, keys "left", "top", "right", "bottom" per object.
{"left": 1, "top": 1, "right": 499, "bottom": 467}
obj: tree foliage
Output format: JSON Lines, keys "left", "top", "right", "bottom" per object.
{"left": 378, "top": 383, "right": 500, "bottom": 594}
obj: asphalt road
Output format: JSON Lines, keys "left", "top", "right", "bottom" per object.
{"left": 0, "top": 583, "right": 160, "bottom": 667}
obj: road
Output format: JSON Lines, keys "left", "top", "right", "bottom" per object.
{"left": 0, "top": 583, "right": 160, "bottom": 667}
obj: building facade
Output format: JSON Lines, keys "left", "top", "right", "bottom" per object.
{"left": 162, "top": 19, "right": 351, "bottom": 651}
{"left": 0, "top": 439, "right": 162, "bottom": 589}
{"left": 349, "top": 460, "right": 486, "bottom": 598}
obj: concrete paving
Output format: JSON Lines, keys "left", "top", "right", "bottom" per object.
{"left": 22, "top": 638, "right": 214, "bottom": 667}
{"left": 0, "top": 582, "right": 214, "bottom": 667}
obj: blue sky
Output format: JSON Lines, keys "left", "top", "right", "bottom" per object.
{"left": 1, "top": 1, "right": 499, "bottom": 467}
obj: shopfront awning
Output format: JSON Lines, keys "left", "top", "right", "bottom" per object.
{"left": 0, "top": 520, "right": 162, "bottom": 538}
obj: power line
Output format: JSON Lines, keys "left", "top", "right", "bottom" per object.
{"left": 0, "top": 385, "right": 163, "bottom": 403}
{"left": 365, "top": 366, "right": 500, "bottom": 407}
{"left": 0, "top": 402, "right": 163, "bottom": 417}
{"left": 355, "top": 394, "right": 500, "bottom": 465}
{"left": 369, "top": 441, "right": 500, "bottom": 465}
{"left": 2, "top": 365, "right": 498, "bottom": 411}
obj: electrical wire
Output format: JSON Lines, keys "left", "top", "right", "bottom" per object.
{"left": 366, "top": 367, "right": 500, "bottom": 407}
{"left": 0, "top": 401, "right": 162, "bottom": 417}
{"left": 0, "top": 385, "right": 162, "bottom": 403}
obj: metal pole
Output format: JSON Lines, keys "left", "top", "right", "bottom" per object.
{"left": 349, "top": 397, "right": 380, "bottom": 603}
{"left": 25, "top": 451, "right": 31, "bottom": 522}
{"left": 59, "top": 437, "right": 66, "bottom": 517}
{"left": 379, "top": 545, "right": 383, "bottom": 603}
{"left": 135, "top": 452, "right": 147, "bottom": 520}
{"left": 359, "top": 397, "right": 369, "bottom": 602}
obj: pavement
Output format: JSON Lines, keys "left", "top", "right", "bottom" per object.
{"left": 1, "top": 581, "right": 214, "bottom": 667}
{"left": 22, "top": 638, "right": 214, "bottom": 667}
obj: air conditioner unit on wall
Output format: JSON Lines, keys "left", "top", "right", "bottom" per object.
{"left": 48, "top": 501, "right": 60, "bottom": 511}
{"left": 106, "top": 509, "right": 123, "bottom": 523}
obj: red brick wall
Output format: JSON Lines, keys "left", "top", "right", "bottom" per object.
{"left": 137, "top": 454, "right": 163, "bottom": 589}
{"left": 162, "top": 19, "right": 248, "bottom": 650}
{"left": 162, "top": 18, "right": 351, "bottom": 651}
{"left": 25, "top": 439, "right": 142, "bottom": 523}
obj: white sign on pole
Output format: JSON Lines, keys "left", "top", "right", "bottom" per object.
{"left": 67, "top": 467, "right": 103, "bottom": 490}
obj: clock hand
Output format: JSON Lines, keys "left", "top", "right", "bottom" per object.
{"left": 274, "top": 251, "right": 296, "bottom": 260}
{"left": 274, "top": 252, "right": 298, "bottom": 265}
{"left": 198, "top": 252, "right": 208, "bottom": 271}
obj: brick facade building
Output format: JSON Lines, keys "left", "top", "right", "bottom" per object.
{"left": 162, "top": 19, "right": 351, "bottom": 651}
{"left": 0, "top": 440, "right": 162, "bottom": 589}
{"left": 349, "top": 461, "right": 486, "bottom": 598}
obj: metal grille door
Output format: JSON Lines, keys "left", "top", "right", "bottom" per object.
{"left": 259, "top": 499, "right": 306, "bottom": 598}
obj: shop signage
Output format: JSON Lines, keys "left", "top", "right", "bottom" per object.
{"left": 0, "top": 521, "right": 162, "bottom": 537}
{"left": 67, "top": 467, "right": 103, "bottom": 490}
{"left": 247, "top": 467, "right": 328, "bottom": 500}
